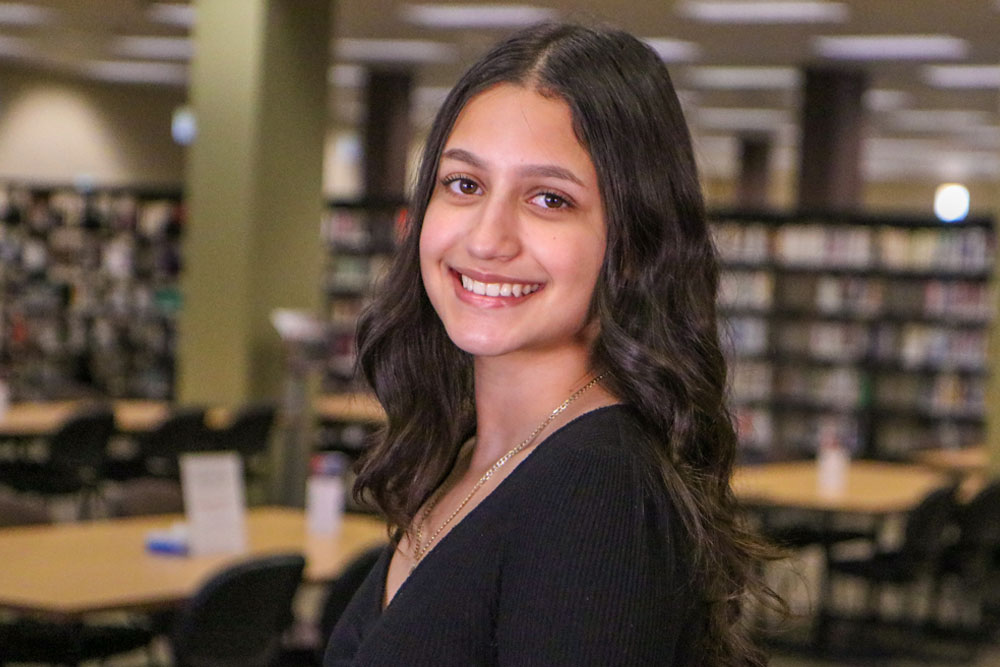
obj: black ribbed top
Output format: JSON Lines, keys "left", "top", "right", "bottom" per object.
{"left": 325, "top": 405, "right": 703, "bottom": 666}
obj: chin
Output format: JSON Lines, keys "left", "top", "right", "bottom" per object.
{"left": 444, "top": 332, "right": 514, "bottom": 358}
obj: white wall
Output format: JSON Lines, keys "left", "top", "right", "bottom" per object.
{"left": 0, "top": 66, "right": 186, "bottom": 188}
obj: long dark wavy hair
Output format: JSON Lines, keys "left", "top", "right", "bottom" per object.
{"left": 355, "top": 22, "right": 775, "bottom": 665}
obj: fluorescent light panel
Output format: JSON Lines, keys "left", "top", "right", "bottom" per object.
{"left": 0, "top": 2, "right": 55, "bottom": 26}
{"left": 695, "top": 107, "right": 789, "bottom": 131}
{"left": 401, "top": 3, "right": 558, "bottom": 28}
{"left": 113, "top": 36, "right": 192, "bottom": 60}
{"left": 0, "top": 34, "right": 34, "bottom": 57}
{"left": 888, "top": 109, "right": 991, "bottom": 132}
{"left": 335, "top": 38, "right": 457, "bottom": 64}
{"left": 415, "top": 86, "right": 451, "bottom": 108}
{"left": 814, "top": 34, "right": 968, "bottom": 60}
{"left": 147, "top": 2, "right": 195, "bottom": 28}
{"left": 678, "top": 1, "right": 848, "bottom": 23}
{"left": 923, "top": 65, "right": 1000, "bottom": 89}
{"left": 328, "top": 64, "right": 365, "bottom": 88}
{"left": 863, "top": 89, "right": 911, "bottom": 111}
{"left": 83, "top": 60, "right": 187, "bottom": 85}
{"left": 642, "top": 38, "right": 701, "bottom": 62}
{"left": 687, "top": 66, "right": 800, "bottom": 89}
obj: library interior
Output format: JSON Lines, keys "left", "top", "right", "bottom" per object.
{"left": 0, "top": 1, "right": 999, "bottom": 665}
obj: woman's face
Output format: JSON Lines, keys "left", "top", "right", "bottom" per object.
{"left": 419, "top": 83, "right": 606, "bottom": 362}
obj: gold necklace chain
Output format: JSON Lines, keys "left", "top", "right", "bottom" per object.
{"left": 410, "top": 373, "right": 605, "bottom": 569}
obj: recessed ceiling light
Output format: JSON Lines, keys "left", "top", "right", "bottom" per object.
{"left": 400, "top": 3, "right": 559, "bottom": 28}
{"left": 113, "top": 36, "right": 192, "bottom": 60}
{"left": 686, "top": 67, "right": 800, "bottom": 89}
{"left": 147, "top": 2, "right": 194, "bottom": 28}
{"left": 0, "top": 2, "right": 56, "bottom": 26}
{"left": 863, "top": 89, "right": 911, "bottom": 111}
{"left": 678, "top": 1, "right": 848, "bottom": 23}
{"left": 642, "top": 38, "right": 701, "bottom": 62}
{"left": 695, "top": 107, "right": 789, "bottom": 131}
{"left": 335, "top": 38, "right": 457, "bottom": 64}
{"left": 923, "top": 65, "right": 1000, "bottom": 88}
{"left": 813, "top": 35, "right": 968, "bottom": 60}
{"left": 82, "top": 60, "right": 188, "bottom": 85}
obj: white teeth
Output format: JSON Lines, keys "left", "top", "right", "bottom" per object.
{"left": 458, "top": 273, "right": 539, "bottom": 298}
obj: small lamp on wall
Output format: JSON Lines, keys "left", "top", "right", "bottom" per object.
{"left": 934, "top": 183, "right": 970, "bottom": 223}
{"left": 171, "top": 105, "right": 196, "bottom": 145}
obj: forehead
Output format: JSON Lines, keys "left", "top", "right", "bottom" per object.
{"left": 443, "top": 83, "right": 593, "bottom": 169}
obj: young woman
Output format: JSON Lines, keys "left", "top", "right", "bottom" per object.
{"left": 326, "top": 22, "right": 772, "bottom": 666}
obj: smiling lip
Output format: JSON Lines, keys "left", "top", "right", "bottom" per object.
{"left": 450, "top": 268, "right": 543, "bottom": 300}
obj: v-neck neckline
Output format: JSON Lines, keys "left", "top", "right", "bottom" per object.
{"left": 378, "top": 404, "right": 624, "bottom": 613}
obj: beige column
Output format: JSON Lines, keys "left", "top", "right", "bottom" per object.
{"left": 796, "top": 67, "right": 867, "bottom": 210}
{"left": 178, "top": 0, "right": 331, "bottom": 407}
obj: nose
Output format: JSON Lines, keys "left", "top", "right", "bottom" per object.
{"left": 465, "top": 195, "right": 520, "bottom": 261}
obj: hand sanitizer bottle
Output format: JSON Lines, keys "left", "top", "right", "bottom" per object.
{"left": 817, "top": 422, "right": 848, "bottom": 496}
{"left": 307, "top": 452, "right": 348, "bottom": 535}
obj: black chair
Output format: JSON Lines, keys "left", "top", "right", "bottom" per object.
{"left": 0, "top": 405, "right": 115, "bottom": 518}
{"left": 213, "top": 402, "right": 278, "bottom": 501}
{"left": 0, "top": 490, "right": 155, "bottom": 666}
{"left": 280, "top": 546, "right": 383, "bottom": 666}
{"left": 933, "top": 480, "right": 1000, "bottom": 632}
{"left": 0, "top": 619, "right": 155, "bottom": 666}
{"left": 139, "top": 405, "right": 213, "bottom": 480}
{"left": 824, "top": 485, "right": 957, "bottom": 623}
{"left": 0, "top": 489, "right": 50, "bottom": 526}
{"left": 170, "top": 552, "right": 306, "bottom": 667}
{"left": 760, "top": 508, "right": 877, "bottom": 552}
{"left": 106, "top": 476, "right": 185, "bottom": 517}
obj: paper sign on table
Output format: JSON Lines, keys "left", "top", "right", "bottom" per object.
{"left": 180, "top": 452, "right": 248, "bottom": 556}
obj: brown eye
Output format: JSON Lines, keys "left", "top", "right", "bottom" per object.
{"left": 530, "top": 191, "right": 570, "bottom": 210}
{"left": 543, "top": 193, "right": 566, "bottom": 209}
{"left": 444, "top": 176, "right": 481, "bottom": 196}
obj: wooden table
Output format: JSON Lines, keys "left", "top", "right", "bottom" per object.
{"left": 911, "top": 445, "right": 988, "bottom": 476}
{"left": 0, "top": 507, "right": 387, "bottom": 619}
{"left": 0, "top": 400, "right": 230, "bottom": 438}
{"left": 313, "top": 393, "right": 384, "bottom": 423}
{"left": 732, "top": 460, "right": 951, "bottom": 515}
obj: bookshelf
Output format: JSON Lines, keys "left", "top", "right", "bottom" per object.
{"left": 714, "top": 211, "right": 995, "bottom": 461}
{"left": 0, "top": 183, "right": 183, "bottom": 400}
{"left": 320, "top": 198, "right": 406, "bottom": 392}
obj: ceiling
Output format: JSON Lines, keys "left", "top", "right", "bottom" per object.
{"left": 2, "top": 0, "right": 999, "bottom": 184}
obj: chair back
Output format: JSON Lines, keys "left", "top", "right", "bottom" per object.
{"left": 171, "top": 553, "right": 305, "bottom": 667}
{"left": 957, "top": 480, "right": 1000, "bottom": 548}
{"left": 49, "top": 405, "right": 116, "bottom": 474}
{"left": 900, "top": 485, "right": 957, "bottom": 567}
{"left": 107, "top": 477, "right": 185, "bottom": 517}
{"left": 141, "top": 406, "right": 211, "bottom": 478}
{"left": 0, "top": 491, "right": 50, "bottom": 527}
{"left": 215, "top": 402, "right": 277, "bottom": 458}
{"left": 318, "top": 546, "right": 384, "bottom": 649}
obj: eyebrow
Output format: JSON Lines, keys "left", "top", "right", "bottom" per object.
{"left": 440, "top": 147, "right": 585, "bottom": 187}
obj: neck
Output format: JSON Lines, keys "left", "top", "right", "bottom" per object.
{"left": 469, "top": 348, "right": 612, "bottom": 473}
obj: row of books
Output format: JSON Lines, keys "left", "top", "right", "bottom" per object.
{"left": 714, "top": 222, "right": 993, "bottom": 274}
